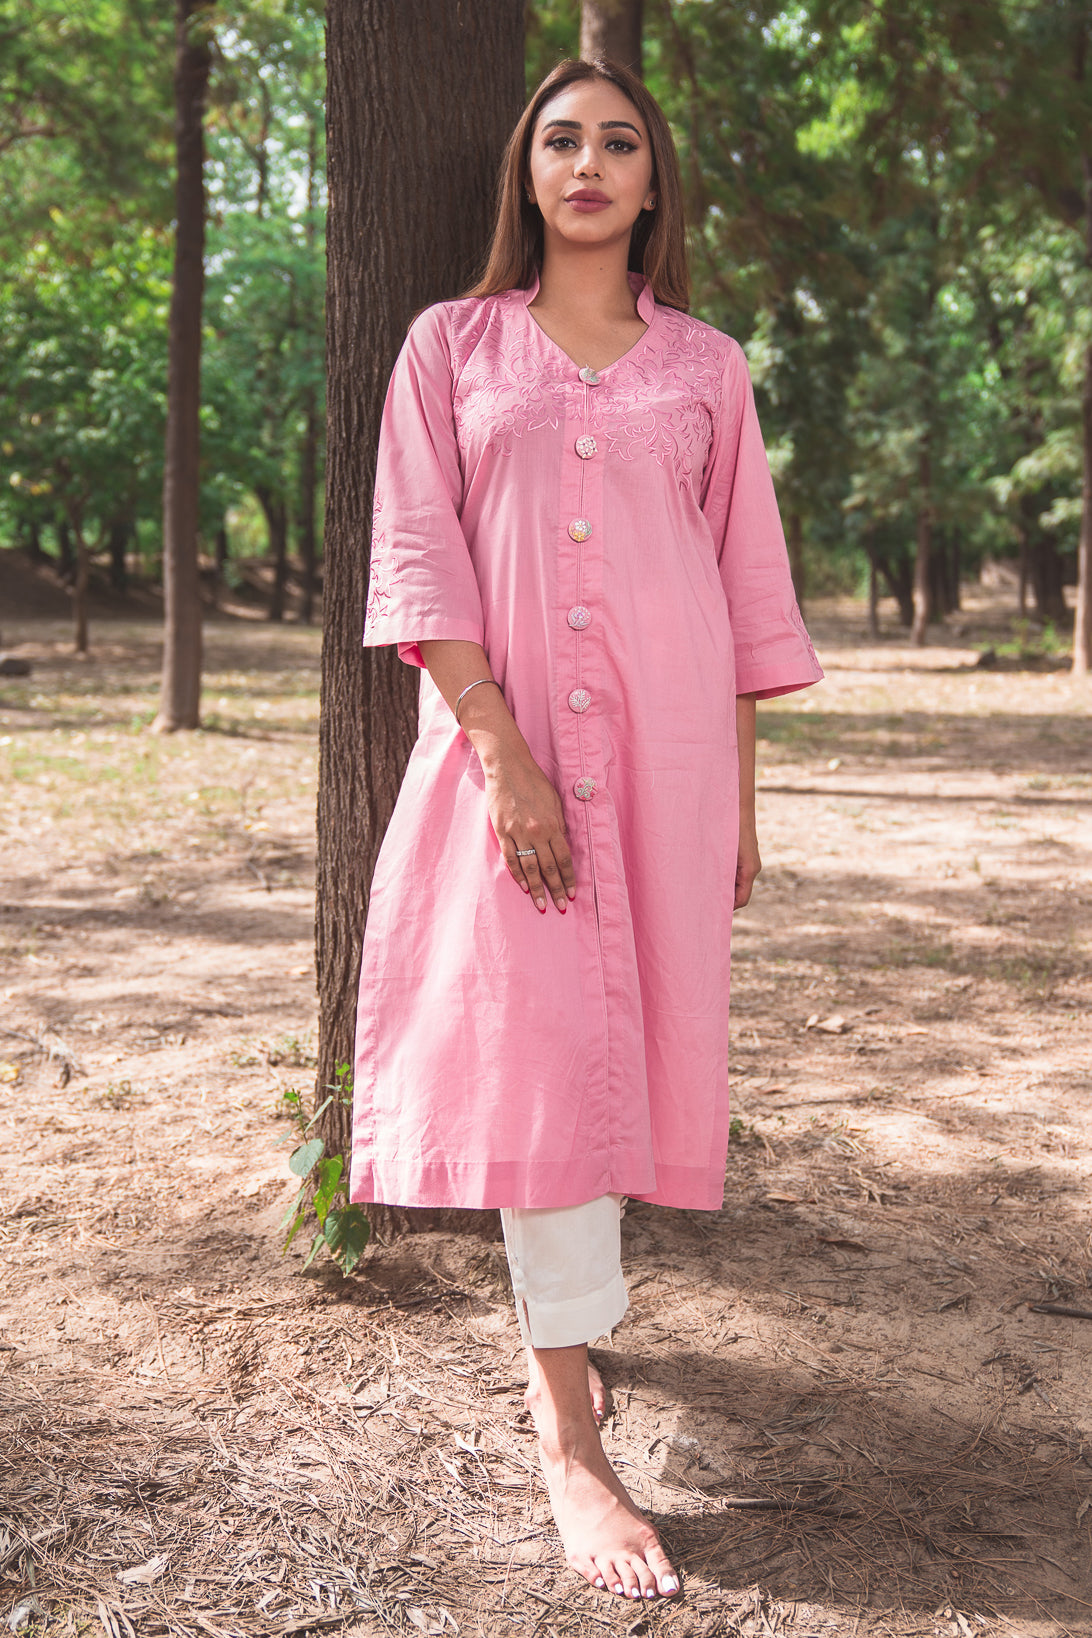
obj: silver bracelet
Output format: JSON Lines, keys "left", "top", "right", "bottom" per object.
{"left": 454, "top": 676, "right": 498, "bottom": 724}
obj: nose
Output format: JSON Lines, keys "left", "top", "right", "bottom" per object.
{"left": 574, "top": 142, "right": 602, "bottom": 179}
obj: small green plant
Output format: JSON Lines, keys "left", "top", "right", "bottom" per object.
{"left": 281, "top": 1063, "right": 370, "bottom": 1274}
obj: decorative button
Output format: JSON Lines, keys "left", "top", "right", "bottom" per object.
{"left": 568, "top": 518, "right": 592, "bottom": 542}
{"left": 568, "top": 688, "right": 591, "bottom": 713}
{"left": 567, "top": 604, "right": 591, "bottom": 630}
{"left": 578, "top": 366, "right": 600, "bottom": 385}
{"left": 575, "top": 435, "right": 597, "bottom": 459}
{"left": 573, "top": 776, "right": 598, "bottom": 801}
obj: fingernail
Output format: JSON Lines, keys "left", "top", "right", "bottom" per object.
{"left": 520, "top": 881, "right": 529, "bottom": 892}
{"left": 557, "top": 903, "right": 566, "bottom": 914}
{"left": 536, "top": 899, "right": 546, "bottom": 912}
{"left": 567, "top": 888, "right": 576, "bottom": 899}
{"left": 660, "top": 1576, "right": 678, "bottom": 1593}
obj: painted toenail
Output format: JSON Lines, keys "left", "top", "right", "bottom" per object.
{"left": 645, "top": 1588, "right": 656, "bottom": 1598}
{"left": 660, "top": 1576, "right": 678, "bottom": 1593}
{"left": 613, "top": 1584, "right": 624, "bottom": 1595}
{"left": 594, "top": 1577, "right": 606, "bottom": 1589}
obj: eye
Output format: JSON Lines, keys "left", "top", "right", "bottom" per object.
{"left": 606, "top": 139, "right": 637, "bottom": 153}
{"left": 545, "top": 135, "right": 577, "bottom": 150}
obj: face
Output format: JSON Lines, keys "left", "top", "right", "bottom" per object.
{"left": 526, "top": 79, "right": 655, "bottom": 249}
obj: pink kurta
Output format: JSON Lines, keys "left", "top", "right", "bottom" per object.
{"left": 350, "top": 274, "right": 822, "bottom": 1213}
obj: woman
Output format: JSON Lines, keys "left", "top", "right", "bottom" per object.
{"left": 350, "top": 58, "right": 823, "bottom": 1602}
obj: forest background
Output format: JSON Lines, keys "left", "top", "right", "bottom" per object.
{"left": 2, "top": 0, "right": 1090, "bottom": 659}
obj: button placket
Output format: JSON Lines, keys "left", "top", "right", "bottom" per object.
{"left": 563, "top": 369, "right": 603, "bottom": 805}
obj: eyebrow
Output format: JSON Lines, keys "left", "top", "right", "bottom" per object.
{"left": 541, "top": 118, "right": 643, "bottom": 136}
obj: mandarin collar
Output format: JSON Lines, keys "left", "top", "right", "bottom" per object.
{"left": 521, "top": 270, "right": 657, "bottom": 323}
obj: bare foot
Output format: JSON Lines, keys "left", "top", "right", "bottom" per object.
{"left": 527, "top": 1382, "right": 679, "bottom": 1600}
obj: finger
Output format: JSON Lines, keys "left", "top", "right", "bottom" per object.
{"left": 536, "top": 842, "right": 571, "bottom": 912}
{"left": 551, "top": 832, "right": 576, "bottom": 900}
{"left": 501, "top": 841, "right": 531, "bottom": 892}
{"left": 517, "top": 850, "right": 549, "bottom": 913}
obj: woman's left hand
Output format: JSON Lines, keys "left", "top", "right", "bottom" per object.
{"left": 734, "top": 822, "right": 761, "bottom": 909}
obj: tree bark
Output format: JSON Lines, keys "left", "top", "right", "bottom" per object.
{"left": 71, "top": 525, "right": 90, "bottom": 657}
{"left": 786, "top": 511, "right": 805, "bottom": 620}
{"left": 299, "top": 113, "right": 320, "bottom": 627}
{"left": 1072, "top": 122, "right": 1092, "bottom": 670}
{"left": 257, "top": 485, "right": 289, "bottom": 622}
{"left": 155, "top": 0, "right": 212, "bottom": 733}
{"left": 56, "top": 517, "right": 75, "bottom": 581}
{"left": 911, "top": 436, "right": 932, "bottom": 646}
{"left": 319, "top": 0, "right": 524, "bottom": 1237}
{"left": 581, "top": 0, "right": 643, "bottom": 74}
{"left": 865, "top": 526, "right": 879, "bottom": 639}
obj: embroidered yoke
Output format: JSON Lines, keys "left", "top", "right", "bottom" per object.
{"left": 351, "top": 274, "right": 823, "bottom": 1213}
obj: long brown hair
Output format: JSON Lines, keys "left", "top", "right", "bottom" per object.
{"left": 466, "top": 58, "right": 690, "bottom": 313}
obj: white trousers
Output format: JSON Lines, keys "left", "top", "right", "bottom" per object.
{"left": 500, "top": 1193, "right": 628, "bottom": 1350}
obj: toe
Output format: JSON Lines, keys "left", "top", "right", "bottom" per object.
{"left": 631, "top": 1554, "right": 659, "bottom": 1599}
{"left": 645, "top": 1541, "right": 679, "bottom": 1597}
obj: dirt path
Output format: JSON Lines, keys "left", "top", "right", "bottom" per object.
{"left": 1, "top": 605, "right": 1090, "bottom": 1638}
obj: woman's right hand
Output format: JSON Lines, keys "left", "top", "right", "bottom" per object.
{"left": 414, "top": 640, "right": 576, "bottom": 915}
{"left": 483, "top": 749, "right": 576, "bottom": 914}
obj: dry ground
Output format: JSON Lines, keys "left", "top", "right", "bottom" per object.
{"left": 0, "top": 592, "right": 1090, "bottom": 1638}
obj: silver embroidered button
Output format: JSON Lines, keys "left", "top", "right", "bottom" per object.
{"left": 575, "top": 435, "right": 597, "bottom": 459}
{"left": 573, "top": 775, "right": 597, "bottom": 801}
{"left": 568, "top": 688, "right": 591, "bottom": 713}
{"left": 578, "top": 366, "right": 600, "bottom": 385}
{"left": 567, "top": 604, "right": 591, "bottom": 630}
{"left": 568, "top": 518, "right": 592, "bottom": 542}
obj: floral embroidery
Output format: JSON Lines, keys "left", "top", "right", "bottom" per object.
{"left": 364, "top": 492, "right": 395, "bottom": 636}
{"left": 444, "top": 292, "right": 731, "bottom": 496}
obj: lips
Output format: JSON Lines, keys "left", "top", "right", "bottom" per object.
{"left": 565, "top": 189, "right": 612, "bottom": 214}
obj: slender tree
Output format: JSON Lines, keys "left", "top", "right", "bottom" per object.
{"left": 155, "top": 0, "right": 213, "bottom": 732}
{"left": 580, "top": 0, "right": 642, "bottom": 74}
{"left": 318, "top": 0, "right": 524, "bottom": 1233}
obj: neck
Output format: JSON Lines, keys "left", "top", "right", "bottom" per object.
{"left": 534, "top": 232, "right": 639, "bottom": 318}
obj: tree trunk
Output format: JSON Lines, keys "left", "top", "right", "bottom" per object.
{"left": 911, "top": 436, "right": 932, "bottom": 645}
{"left": 257, "top": 485, "right": 289, "bottom": 622}
{"left": 865, "top": 526, "right": 879, "bottom": 639}
{"left": 581, "top": 0, "right": 643, "bottom": 74}
{"left": 299, "top": 113, "right": 320, "bottom": 628}
{"left": 1075, "top": 342, "right": 1092, "bottom": 673}
{"left": 71, "top": 521, "right": 90, "bottom": 657}
{"left": 320, "top": 0, "right": 524, "bottom": 1237}
{"left": 155, "top": 0, "right": 212, "bottom": 733}
{"left": 786, "top": 510, "right": 805, "bottom": 620}
{"left": 23, "top": 520, "right": 46, "bottom": 566}
{"left": 1031, "top": 536, "right": 1068, "bottom": 624}
{"left": 876, "top": 548, "right": 913, "bottom": 628}
{"left": 299, "top": 389, "right": 318, "bottom": 625}
{"left": 56, "top": 517, "right": 75, "bottom": 581}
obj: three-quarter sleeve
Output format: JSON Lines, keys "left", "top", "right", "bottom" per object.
{"left": 701, "top": 341, "right": 824, "bottom": 699}
{"left": 363, "top": 303, "right": 485, "bottom": 669}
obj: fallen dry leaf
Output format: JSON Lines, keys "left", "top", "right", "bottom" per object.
{"left": 806, "top": 1013, "right": 848, "bottom": 1033}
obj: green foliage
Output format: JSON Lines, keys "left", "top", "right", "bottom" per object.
{"left": 0, "top": 1, "right": 325, "bottom": 579}
{"left": 281, "top": 1066, "right": 370, "bottom": 1276}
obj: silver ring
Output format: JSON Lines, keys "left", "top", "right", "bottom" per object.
{"left": 515, "top": 847, "right": 537, "bottom": 857}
